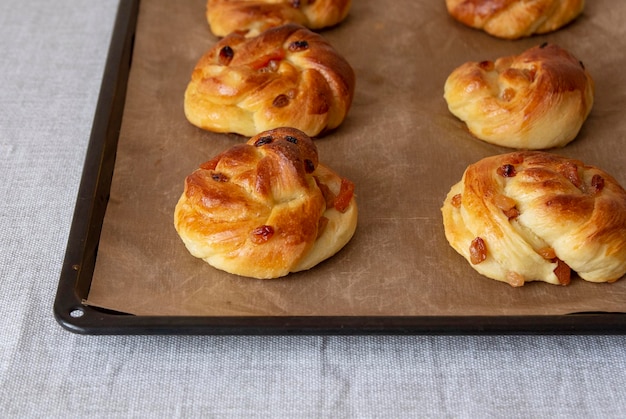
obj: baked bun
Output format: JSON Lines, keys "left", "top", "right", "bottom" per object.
{"left": 207, "top": 0, "right": 352, "bottom": 37}
{"left": 446, "top": 0, "right": 585, "bottom": 39}
{"left": 174, "top": 127, "right": 358, "bottom": 279}
{"left": 444, "top": 43, "right": 594, "bottom": 150}
{"left": 442, "top": 151, "right": 626, "bottom": 287}
{"left": 184, "top": 24, "right": 355, "bottom": 138}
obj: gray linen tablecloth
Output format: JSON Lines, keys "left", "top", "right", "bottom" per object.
{"left": 1, "top": 1, "right": 625, "bottom": 417}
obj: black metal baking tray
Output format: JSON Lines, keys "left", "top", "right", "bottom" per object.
{"left": 53, "top": 0, "right": 626, "bottom": 335}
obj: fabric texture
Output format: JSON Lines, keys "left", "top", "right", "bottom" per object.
{"left": 1, "top": 1, "right": 625, "bottom": 417}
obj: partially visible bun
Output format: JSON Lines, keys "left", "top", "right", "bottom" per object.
{"left": 444, "top": 44, "right": 594, "bottom": 150}
{"left": 446, "top": 0, "right": 585, "bottom": 39}
{"left": 184, "top": 24, "right": 355, "bottom": 138}
{"left": 441, "top": 151, "right": 626, "bottom": 287}
{"left": 207, "top": 0, "right": 352, "bottom": 37}
{"left": 174, "top": 127, "right": 358, "bottom": 279}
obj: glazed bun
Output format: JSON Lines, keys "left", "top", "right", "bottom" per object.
{"left": 174, "top": 127, "right": 358, "bottom": 279}
{"left": 442, "top": 151, "right": 626, "bottom": 287}
{"left": 445, "top": 0, "right": 585, "bottom": 39}
{"left": 207, "top": 0, "right": 352, "bottom": 37}
{"left": 444, "top": 43, "right": 594, "bottom": 150}
{"left": 184, "top": 24, "right": 355, "bottom": 138}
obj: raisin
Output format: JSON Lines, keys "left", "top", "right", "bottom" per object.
{"left": 503, "top": 207, "right": 520, "bottom": 220}
{"left": 272, "top": 94, "right": 290, "bottom": 108}
{"left": 501, "top": 88, "right": 516, "bottom": 101}
{"left": 479, "top": 60, "right": 494, "bottom": 71}
{"left": 218, "top": 46, "right": 234, "bottom": 65}
{"left": 304, "top": 159, "right": 315, "bottom": 173}
{"left": 254, "top": 136, "right": 273, "bottom": 147}
{"left": 591, "top": 174, "right": 605, "bottom": 194}
{"left": 537, "top": 247, "right": 556, "bottom": 260}
{"left": 497, "top": 164, "right": 517, "bottom": 177}
{"left": 211, "top": 172, "right": 228, "bottom": 182}
{"left": 285, "top": 136, "right": 298, "bottom": 144}
{"left": 451, "top": 194, "right": 462, "bottom": 208}
{"left": 494, "top": 194, "right": 516, "bottom": 211}
{"left": 506, "top": 271, "right": 525, "bottom": 287}
{"left": 251, "top": 225, "right": 274, "bottom": 244}
{"left": 553, "top": 258, "right": 571, "bottom": 286}
{"left": 469, "top": 237, "right": 487, "bottom": 265}
{"left": 289, "top": 40, "right": 309, "bottom": 51}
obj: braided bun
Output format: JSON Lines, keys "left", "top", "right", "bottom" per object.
{"left": 174, "top": 127, "right": 358, "bottom": 279}
{"left": 207, "top": 0, "right": 352, "bottom": 37}
{"left": 446, "top": 0, "right": 585, "bottom": 39}
{"left": 442, "top": 151, "right": 626, "bottom": 286}
{"left": 184, "top": 24, "right": 355, "bottom": 138}
{"left": 444, "top": 44, "right": 594, "bottom": 150}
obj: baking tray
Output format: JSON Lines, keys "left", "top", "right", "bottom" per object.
{"left": 54, "top": 0, "right": 626, "bottom": 335}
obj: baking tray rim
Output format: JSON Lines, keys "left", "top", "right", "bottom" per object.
{"left": 53, "top": 0, "right": 626, "bottom": 335}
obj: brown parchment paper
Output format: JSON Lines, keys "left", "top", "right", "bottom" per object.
{"left": 86, "top": 0, "right": 626, "bottom": 316}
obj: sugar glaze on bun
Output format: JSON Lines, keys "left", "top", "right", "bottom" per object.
{"left": 184, "top": 24, "right": 355, "bottom": 138}
{"left": 206, "top": 0, "right": 352, "bottom": 37}
{"left": 446, "top": 0, "right": 585, "bottom": 39}
{"left": 174, "top": 127, "right": 358, "bottom": 279}
{"left": 442, "top": 151, "right": 626, "bottom": 287}
{"left": 444, "top": 43, "right": 594, "bottom": 150}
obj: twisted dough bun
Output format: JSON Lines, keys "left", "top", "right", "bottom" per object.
{"left": 445, "top": 0, "right": 585, "bottom": 39}
{"left": 174, "top": 127, "right": 358, "bottom": 279}
{"left": 442, "top": 151, "right": 626, "bottom": 287}
{"left": 444, "top": 43, "right": 594, "bottom": 150}
{"left": 207, "top": 0, "right": 352, "bottom": 37}
{"left": 184, "top": 24, "right": 355, "bottom": 138}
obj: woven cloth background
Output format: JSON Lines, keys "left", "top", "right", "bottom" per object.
{"left": 1, "top": 1, "right": 625, "bottom": 417}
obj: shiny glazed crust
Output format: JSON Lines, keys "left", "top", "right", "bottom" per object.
{"left": 441, "top": 151, "right": 626, "bottom": 286}
{"left": 206, "top": 0, "right": 352, "bottom": 37}
{"left": 445, "top": 0, "right": 585, "bottom": 39}
{"left": 174, "top": 127, "right": 358, "bottom": 279}
{"left": 184, "top": 24, "right": 355, "bottom": 138}
{"left": 444, "top": 44, "right": 594, "bottom": 150}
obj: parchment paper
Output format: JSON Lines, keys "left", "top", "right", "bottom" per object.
{"left": 87, "top": 0, "right": 626, "bottom": 316}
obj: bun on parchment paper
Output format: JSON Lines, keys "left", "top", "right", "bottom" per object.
{"left": 445, "top": 0, "right": 585, "bottom": 39}
{"left": 444, "top": 43, "right": 594, "bottom": 150}
{"left": 441, "top": 151, "right": 626, "bottom": 287}
{"left": 206, "top": 0, "right": 352, "bottom": 37}
{"left": 174, "top": 127, "right": 358, "bottom": 279}
{"left": 184, "top": 24, "right": 355, "bottom": 138}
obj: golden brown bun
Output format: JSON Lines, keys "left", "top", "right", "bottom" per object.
{"left": 442, "top": 151, "right": 626, "bottom": 287}
{"left": 444, "top": 44, "right": 594, "bottom": 150}
{"left": 184, "top": 24, "right": 355, "bottom": 138}
{"left": 206, "top": 0, "right": 352, "bottom": 37}
{"left": 446, "top": 0, "right": 585, "bottom": 39}
{"left": 174, "top": 127, "right": 358, "bottom": 279}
